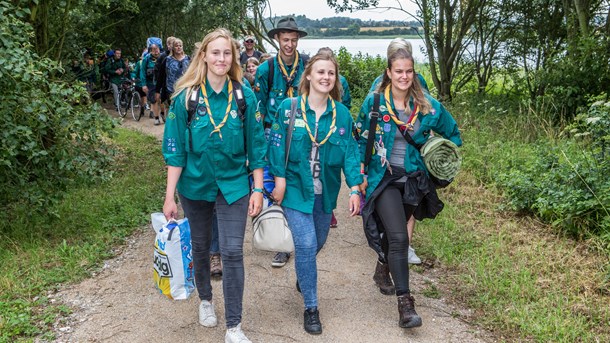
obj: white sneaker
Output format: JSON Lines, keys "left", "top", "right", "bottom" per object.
{"left": 154, "top": 118, "right": 161, "bottom": 126}
{"left": 198, "top": 300, "right": 217, "bottom": 327}
{"left": 408, "top": 246, "right": 422, "bottom": 264}
{"left": 225, "top": 323, "right": 251, "bottom": 343}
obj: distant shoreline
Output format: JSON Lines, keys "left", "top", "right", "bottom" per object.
{"left": 303, "top": 35, "right": 422, "bottom": 40}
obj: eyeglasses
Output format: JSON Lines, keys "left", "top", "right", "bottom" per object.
{"left": 245, "top": 40, "right": 254, "bottom": 43}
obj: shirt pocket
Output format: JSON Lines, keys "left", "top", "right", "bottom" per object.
{"left": 186, "top": 116, "right": 210, "bottom": 154}
{"left": 227, "top": 119, "right": 245, "bottom": 156}
{"left": 326, "top": 136, "right": 346, "bottom": 167}
{"left": 287, "top": 133, "right": 306, "bottom": 163}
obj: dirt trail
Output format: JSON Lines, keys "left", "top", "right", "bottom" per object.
{"left": 51, "top": 105, "right": 493, "bottom": 342}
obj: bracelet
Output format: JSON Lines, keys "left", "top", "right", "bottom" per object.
{"left": 349, "top": 190, "right": 361, "bottom": 197}
{"left": 252, "top": 188, "right": 263, "bottom": 193}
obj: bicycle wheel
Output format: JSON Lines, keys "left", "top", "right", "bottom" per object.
{"left": 117, "top": 92, "right": 127, "bottom": 118}
{"left": 131, "top": 92, "right": 142, "bottom": 121}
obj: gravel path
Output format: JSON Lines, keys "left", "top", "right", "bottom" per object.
{"left": 51, "top": 105, "right": 493, "bottom": 343}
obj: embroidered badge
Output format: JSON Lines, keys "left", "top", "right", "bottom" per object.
{"left": 294, "top": 119, "right": 306, "bottom": 128}
{"left": 272, "top": 123, "right": 280, "bottom": 131}
{"left": 198, "top": 97, "right": 205, "bottom": 105}
{"left": 383, "top": 115, "right": 390, "bottom": 123}
{"left": 361, "top": 130, "right": 369, "bottom": 139}
{"left": 339, "top": 127, "right": 346, "bottom": 136}
{"left": 383, "top": 123, "right": 391, "bottom": 132}
{"left": 356, "top": 122, "right": 362, "bottom": 129}
{"left": 168, "top": 112, "right": 176, "bottom": 120}
{"left": 255, "top": 111, "right": 262, "bottom": 122}
{"left": 230, "top": 110, "right": 238, "bottom": 119}
{"left": 197, "top": 107, "right": 206, "bottom": 116}
{"left": 379, "top": 105, "right": 387, "bottom": 112}
{"left": 285, "top": 109, "right": 291, "bottom": 117}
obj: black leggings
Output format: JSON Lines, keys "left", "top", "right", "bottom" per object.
{"left": 375, "top": 181, "right": 415, "bottom": 296}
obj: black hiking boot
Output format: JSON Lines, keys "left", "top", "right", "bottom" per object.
{"left": 397, "top": 294, "right": 422, "bottom": 328}
{"left": 303, "top": 308, "right": 322, "bottom": 334}
{"left": 373, "top": 260, "right": 395, "bottom": 295}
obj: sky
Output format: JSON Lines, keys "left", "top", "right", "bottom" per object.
{"left": 265, "top": 0, "right": 418, "bottom": 22}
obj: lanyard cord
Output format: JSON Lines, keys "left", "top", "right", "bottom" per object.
{"left": 277, "top": 51, "right": 300, "bottom": 97}
{"left": 201, "top": 76, "right": 233, "bottom": 140}
{"left": 300, "top": 95, "right": 336, "bottom": 147}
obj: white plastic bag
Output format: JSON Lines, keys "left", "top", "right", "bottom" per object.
{"left": 153, "top": 218, "right": 195, "bottom": 300}
{"left": 151, "top": 212, "right": 167, "bottom": 232}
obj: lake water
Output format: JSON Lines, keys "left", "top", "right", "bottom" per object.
{"left": 263, "top": 38, "right": 427, "bottom": 62}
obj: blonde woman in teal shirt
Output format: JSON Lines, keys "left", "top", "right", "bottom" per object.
{"left": 357, "top": 48, "right": 462, "bottom": 329}
{"left": 268, "top": 51, "right": 363, "bottom": 335}
{"left": 162, "top": 28, "right": 266, "bottom": 343}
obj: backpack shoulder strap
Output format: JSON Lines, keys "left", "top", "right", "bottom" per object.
{"left": 267, "top": 57, "right": 275, "bottom": 92}
{"left": 363, "top": 93, "right": 380, "bottom": 174}
{"left": 187, "top": 86, "right": 200, "bottom": 127}
{"left": 231, "top": 79, "right": 247, "bottom": 121}
{"left": 284, "top": 97, "right": 298, "bottom": 168}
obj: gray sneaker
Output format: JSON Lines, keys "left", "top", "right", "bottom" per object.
{"left": 408, "top": 246, "right": 422, "bottom": 264}
{"left": 198, "top": 300, "right": 217, "bottom": 327}
{"left": 225, "top": 323, "right": 251, "bottom": 343}
{"left": 271, "top": 252, "right": 290, "bottom": 268}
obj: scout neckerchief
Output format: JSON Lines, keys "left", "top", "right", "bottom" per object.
{"left": 277, "top": 51, "right": 301, "bottom": 97}
{"left": 383, "top": 85, "right": 419, "bottom": 134}
{"left": 200, "top": 76, "right": 233, "bottom": 140}
{"left": 300, "top": 95, "right": 336, "bottom": 147}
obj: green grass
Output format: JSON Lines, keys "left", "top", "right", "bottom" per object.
{"left": 0, "top": 128, "right": 165, "bottom": 342}
{"left": 408, "top": 95, "right": 610, "bottom": 342}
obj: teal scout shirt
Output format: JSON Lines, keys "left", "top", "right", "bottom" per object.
{"left": 356, "top": 92, "right": 461, "bottom": 200}
{"left": 140, "top": 55, "right": 157, "bottom": 87}
{"left": 339, "top": 75, "right": 352, "bottom": 109}
{"left": 368, "top": 73, "right": 429, "bottom": 94}
{"left": 104, "top": 58, "right": 127, "bottom": 85}
{"left": 269, "top": 96, "right": 363, "bottom": 214}
{"left": 254, "top": 55, "right": 307, "bottom": 125}
{"left": 162, "top": 79, "right": 267, "bottom": 204}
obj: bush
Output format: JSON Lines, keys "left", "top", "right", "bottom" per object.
{"left": 0, "top": 2, "right": 116, "bottom": 213}
{"left": 335, "top": 47, "right": 386, "bottom": 113}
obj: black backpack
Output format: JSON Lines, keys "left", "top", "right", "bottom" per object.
{"left": 186, "top": 79, "right": 247, "bottom": 152}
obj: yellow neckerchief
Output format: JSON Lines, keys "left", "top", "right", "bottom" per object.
{"left": 200, "top": 76, "right": 233, "bottom": 140}
{"left": 277, "top": 51, "right": 300, "bottom": 97}
{"left": 300, "top": 95, "right": 337, "bottom": 147}
{"left": 384, "top": 85, "right": 419, "bottom": 131}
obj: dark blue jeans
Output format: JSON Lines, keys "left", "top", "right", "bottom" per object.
{"left": 210, "top": 211, "right": 219, "bottom": 255}
{"left": 283, "top": 195, "right": 332, "bottom": 309}
{"left": 179, "top": 192, "right": 248, "bottom": 328}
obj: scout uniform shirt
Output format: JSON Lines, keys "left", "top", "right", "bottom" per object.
{"left": 162, "top": 79, "right": 267, "bottom": 204}
{"left": 104, "top": 58, "right": 127, "bottom": 85}
{"left": 269, "top": 96, "right": 363, "bottom": 214}
{"left": 356, "top": 90, "right": 462, "bottom": 200}
{"left": 254, "top": 55, "right": 307, "bottom": 126}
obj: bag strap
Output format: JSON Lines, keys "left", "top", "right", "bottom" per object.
{"left": 284, "top": 97, "right": 298, "bottom": 168}
{"left": 390, "top": 106, "right": 424, "bottom": 150}
{"left": 267, "top": 56, "right": 275, "bottom": 95}
{"left": 363, "top": 92, "right": 380, "bottom": 174}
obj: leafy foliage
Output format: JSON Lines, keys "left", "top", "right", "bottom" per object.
{"left": 335, "top": 47, "right": 385, "bottom": 112}
{"left": 0, "top": 2, "right": 116, "bottom": 214}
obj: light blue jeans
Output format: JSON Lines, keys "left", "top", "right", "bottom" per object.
{"left": 283, "top": 195, "right": 332, "bottom": 309}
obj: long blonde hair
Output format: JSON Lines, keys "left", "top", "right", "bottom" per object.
{"left": 172, "top": 28, "right": 243, "bottom": 108}
{"left": 377, "top": 48, "right": 430, "bottom": 114}
{"left": 298, "top": 50, "right": 342, "bottom": 101}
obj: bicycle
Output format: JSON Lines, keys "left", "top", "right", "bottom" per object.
{"left": 117, "top": 79, "right": 143, "bottom": 121}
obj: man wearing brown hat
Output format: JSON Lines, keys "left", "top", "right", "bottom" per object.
{"left": 239, "top": 35, "right": 263, "bottom": 67}
{"left": 254, "top": 16, "right": 310, "bottom": 269}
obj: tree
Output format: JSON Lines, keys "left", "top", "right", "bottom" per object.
{"left": 328, "top": 0, "right": 484, "bottom": 102}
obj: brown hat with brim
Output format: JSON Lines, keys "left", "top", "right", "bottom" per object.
{"left": 267, "top": 17, "right": 308, "bottom": 40}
